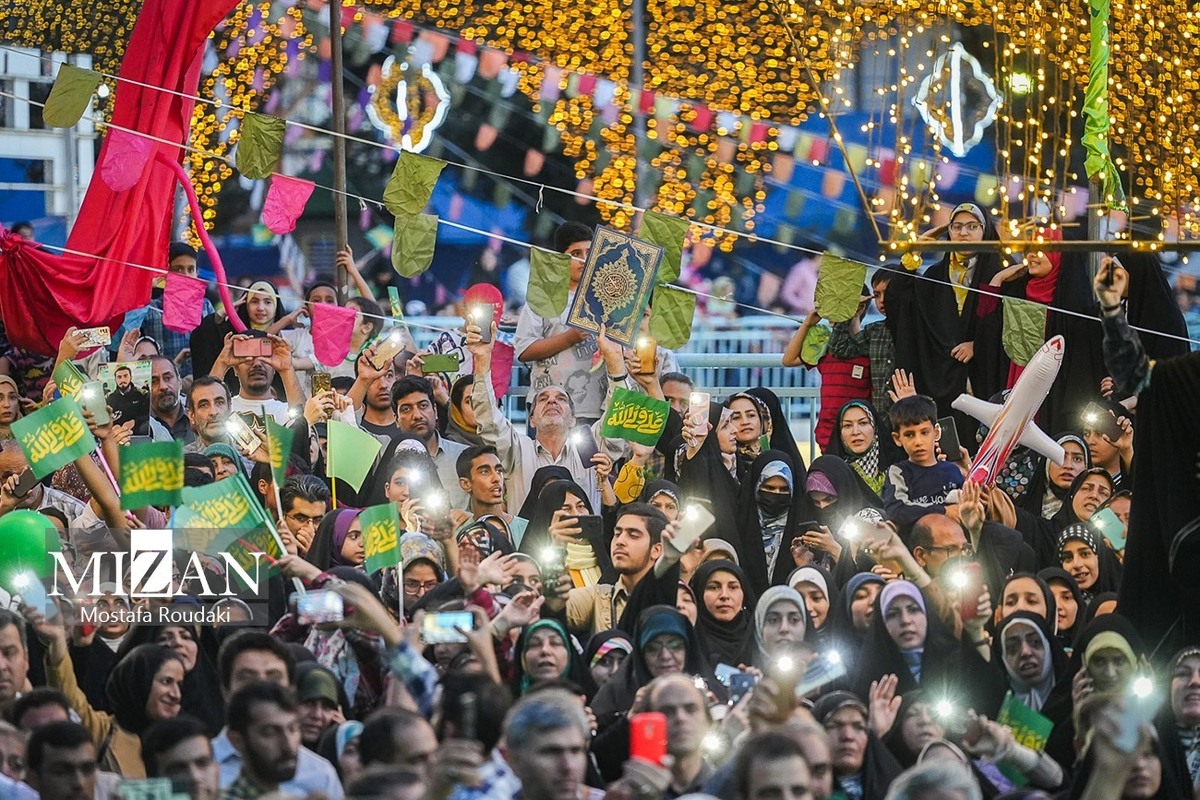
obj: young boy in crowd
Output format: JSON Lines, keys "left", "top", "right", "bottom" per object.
{"left": 828, "top": 270, "right": 896, "bottom": 417}
{"left": 884, "top": 394, "right": 966, "bottom": 536}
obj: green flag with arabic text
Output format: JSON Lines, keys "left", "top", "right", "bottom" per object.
{"left": 360, "top": 502, "right": 402, "bottom": 574}
{"left": 11, "top": 398, "right": 97, "bottom": 479}
{"left": 600, "top": 388, "right": 670, "bottom": 446}
{"left": 119, "top": 441, "right": 184, "bottom": 510}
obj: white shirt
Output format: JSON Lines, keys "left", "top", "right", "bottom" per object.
{"left": 231, "top": 395, "right": 292, "bottom": 425}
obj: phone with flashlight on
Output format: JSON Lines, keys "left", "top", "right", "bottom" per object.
{"left": 944, "top": 557, "right": 985, "bottom": 621}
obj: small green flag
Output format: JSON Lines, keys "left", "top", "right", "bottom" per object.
{"left": 217, "top": 526, "right": 285, "bottom": 583}
{"left": 236, "top": 112, "right": 285, "bottom": 180}
{"left": 527, "top": 248, "right": 572, "bottom": 317}
{"left": 327, "top": 420, "right": 383, "bottom": 492}
{"left": 995, "top": 691, "right": 1054, "bottom": 786}
{"left": 52, "top": 361, "right": 88, "bottom": 397}
{"left": 265, "top": 413, "right": 295, "bottom": 488}
{"left": 387, "top": 286, "right": 404, "bottom": 319}
{"left": 360, "top": 502, "right": 402, "bottom": 574}
{"left": 43, "top": 64, "right": 101, "bottom": 128}
{"left": 814, "top": 253, "right": 868, "bottom": 323}
{"left": 1002, "top": 297, "right": 1048, "bottom": 367}
{"left": 641, "top": 212, "right": 689, "bottom": 285}
{"left": 119, "top": 440, "right": 184, "bottom": 510}
{"left": 600, "top": 388, "right": 671, "bottom": 446}
{"left": 11, "top": 398, "right": 98, "bottom": 480}
{"left": 391, "top": 213, "right": 438, "bottom": 278}
{"left": 383, "top": 151, "right": 447, "bottom": 216}
{"left": 648, "top": 285, "right": 696, "bottom": 350}
{"left": 180, "top": 472, "right": 272, "bottom": 533}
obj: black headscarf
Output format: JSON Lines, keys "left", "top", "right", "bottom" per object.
{"left": 733, "top": 449, "right": 803, "bottom": 595}
{"left": 829, "top": 571, "right": 887, "bottom": 656}
{"left": 1118, "top": 250, "right": 1191, "bottom": 361}
{"left": 514, "top": 466, "right": 574, "bottom": 523}
{"left": 359, "top": 437, "right": 439, "bottom": 508}
{"left": 517, "top": 478, "right": 598, "bottom": 561}
{"left": 115, "top": 619, "right": 223, "bottom": 736}
{"left": 689, "top": 559, "right": 757, "bottom": 668}
{"left": 1067, "top": 727, "right": 1184, "bottom": 800}
{"left": 743, "top": 387, "right": 807, "bottom": 475}
{"left": 991, "top": 610, "right": 1069, "bottom": 713}
{"left": 674, "top": 404, "right": 741, "bottom": 543}
{"left": 995, "top": 572, "right": 1057, "bottom": 630}
{"left": 638, "top": 479, "right": 682, "bottom": 509}
{"left": 799, "top": 455, "right": 884, "bottom": 532}
{"left": 106, "top": 644, "right": 185, "bottom": 736}
{"left": 1038, "top": 567, "right": 1085, "bottom": 653}
{"left": 1056, "top": 520, "right": 1123, "bottom": 601}
{"left": 305, "top": 508, "right": 362, "bottom": 571}
{"left": 812, "top": 691, "right": 904, "bottom": 797}
{"left": 1016, "top": 433, "right": 1091, "bottom": 521}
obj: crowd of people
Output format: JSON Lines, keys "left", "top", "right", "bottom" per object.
{"left": 0, "top": 206, "right": 1196, "bottom": 800}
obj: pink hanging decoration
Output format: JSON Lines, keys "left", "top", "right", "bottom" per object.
{"left": 262, "top": 175, "right": 315, "bottom": 234}
{"left": 100, "top": 129, "right": 154, "bottom": 192}
{"left": 162, "top": 271, "right": 208, "bottom": 333}
{"left": 311, "top": 302, "right": 358, "bottom": 367}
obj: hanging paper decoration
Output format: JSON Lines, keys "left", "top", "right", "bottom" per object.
{"left": 262, "top": 175, "right": 315, "bottom": 234}
{"left": 649, "top": 286, "right": 696, "bottom": 349}
{"left": 391, "top": 214, "right": 438, "bottom": 278}
{"left": 162, "top": 272, "right": 208, "bottom": 334}
{"left": 99, "top": 129, "right": 153, "bottom": 192}
{"left": 641, "top": 212, "right": 689, "bottom": 286}
{"left": 312, "top": 303, "right": 358, "bottom": 366}
{"left": 383, "top": 151, "right": 447, "bottom": 216}
{"left": 42, "top": 64, "right": 101, "bottom": 128}
{"left": 527, "top": 249, "right": 572, "bottom": 317}
{"left": 814, "top": 253, "right": 868, "bottom": 323}
{"left": 235, "top": 112, "right": 286, "bottom": 180}
{"left": 821, "top": 170, "right": 846, "bottom": 199}
{"left": 975, "top": 174, "right": 1000, "bottom": 206}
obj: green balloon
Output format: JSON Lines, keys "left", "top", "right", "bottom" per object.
{"left": 0, "top": 510, "right": 59, "bottom": 583}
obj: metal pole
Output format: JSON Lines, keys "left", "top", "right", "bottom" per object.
{"left": 330, "top": 0, "right": 349, "bottom": 303}
{"left": 1087, "top": 178, "right": 1108, "bottom": 281}
{"left": 630, "top": 0, "right": 649, "bottom": 212}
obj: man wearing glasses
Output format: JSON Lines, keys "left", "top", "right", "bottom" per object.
{"left": 277, "top": 475, "right": 331, "bottom": 557}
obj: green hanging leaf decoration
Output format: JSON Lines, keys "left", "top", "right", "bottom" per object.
{"left": 649, "top": 286, "right": 696, "bottom": 349}
{"left": 43, "top": 64, "right": 101, "bottom": 128}
{"left": 814, "top": 253, "right": 867, "bottom": 323}
{"left": 391, "top": 213, "right": 438, "bottom": 278}
{"left": 527, "top": 249, "right": 572, "bottom": 317}
{"left": 235, "top": 113, "right": 286, "bottom": 180}
{"left": 383, "top": 151, "right": 447, "bottom": 216}
{"left": 641, "top": 212, "right": 689, "bottom": 285}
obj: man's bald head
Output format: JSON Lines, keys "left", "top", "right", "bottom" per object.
{"left": 911, "top": 514, "right": 969, "bottom": 577}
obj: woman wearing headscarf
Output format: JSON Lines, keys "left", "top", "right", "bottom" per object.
{"left": 1066, "top": 725, "right": 1184, "bottom": 800}
{"left": 753, "top": 585, "right": 808, "bottom": 668}
{"left": 638, "top": 479, "right": 683, "bottom": 521}
{"left": 689, "top": 559, "right": 756, "bottom": 668}
{"left": 444, "top": 375, "right": 485, "bottom": 447}
{"left": 830, "top": 572, "right": 887, "bottom": 657}
{"left": 1154, "top": 646, "right": 1200, "bottom": 795}
{"left": 591, "top": 605, "right": 720, "bottom": 780}
{"left": 813, "top": 690, "right": 904, "bottom": 800}
{"left": 995, "top": 573, "right": 1057, "bottom": 629}
{"left": 994, "top": 611, "right": 1068, "bottom": 714}
{"left": 305, "top": 508, "right": 366, "bottom": 571}
{"left": 1014, "top": 467, "right": 1114, "bottom": 569}
{"left": 512, "top": 618, "right": 586, "bottom": 695}
{"left": 731, "top": 450, "right": 802, "bottom": 595}
{"left": 855, "top": 580, "right": 1004, "bottom": 716}
{"left": 1038, "top": 567, "right": 1084, "bottom": 655}
{"left": 116, "top": 619, "right": 224, "bottom": 736}
{"left": 1057, "top": 523, "right": 1122, "bottom": 604}
{"left": 795, "top": 455, "right": 886, "bottom": 579}
{"left": 824, "top": 400, "right": 904, "bottom": 496}
{"left": 742, "top": 386, "right": 808, "bottom": 474}
{"left": 583, "top": 630, "right": 633, "bottom": 698}
{"left": 789, "top": 565, "right": 839, "bottom": 649}
{"left": 44, "top": 635, "right": 185, "bottom": 777}
{"left": 675, "top": 404, "right": 742, "bottom": 544}
{"left": 885, "top": 203, "right": 1006, "bottom": 422}
{"left": 518, "top": 478, "right": 607, "bottom": 587}
{"left": 1014, "top": 434, "right": 1091, "bottom": 523}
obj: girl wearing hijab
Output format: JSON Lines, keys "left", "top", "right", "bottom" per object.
{"left": 583, "top": 630, "right": 633, "bottom": 697}
{"left": 732, "top": 450, "right": 802, "bottom": 596}
{"left": 690, "top": 559, "right": 756, "bottom": 668}
{"left": 46, "top": 640, "right": 185, "bottom": 777}
{"left": 518, "top": 478, "right": 606, "bottom": 587}
{"left": 855, "top": 580, "right": 1003, "bottom": 715}
{"left": 1015, "top": 434, "right": 1091, "bottom": 522}
{"left": 995, "top": 573, "right": 1057, "bottom": 628}
{"left": 1015, "top": 467, "right": 1114, "bottom": 569}
{"left": 754, "top": 585, "right": 808, "bottom": 667}
{"left": 189, "top": 281, "right": 287, "bottom": 379}
{"left": 513, "top": 618, "right": 585, "bottom": 695}
{"left": 743, "top": 386, "right": 808, "bottom": 475}
{"left": 1038, "top": 567, "right": 1084, "bottom": 653}
{"left": 994, "top": 611, "right": 1067, "bottom": 713}
{"left": 830, "top": 572, "right": 887, "bottom": 656}
{"left": 639, "top": 479, "right": 682, "bottom": 521}
{"left": 676, "top": 404, "right": 742, "bottom": 544}
{"left": 825, "top": 400, "right": 902, "bottom": 496}
{"left": 306, "top": 508, "right": 366, "bottom": 570}
{"left": 789, "top": 565, "right": 838, "bottom": 648}
{"left": 1057, "top": 524, "right": 1122, "bottom": 603}
{"left": 724, "top": 391, "right": 771, "bottom": 462}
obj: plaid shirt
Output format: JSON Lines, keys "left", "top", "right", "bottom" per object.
{"left": 828, "top": 319, "right": 895, "bottom": 414}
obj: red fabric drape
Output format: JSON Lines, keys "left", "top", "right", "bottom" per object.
{"left": 0, "top": 0, "right": 240, "bottom": 355}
